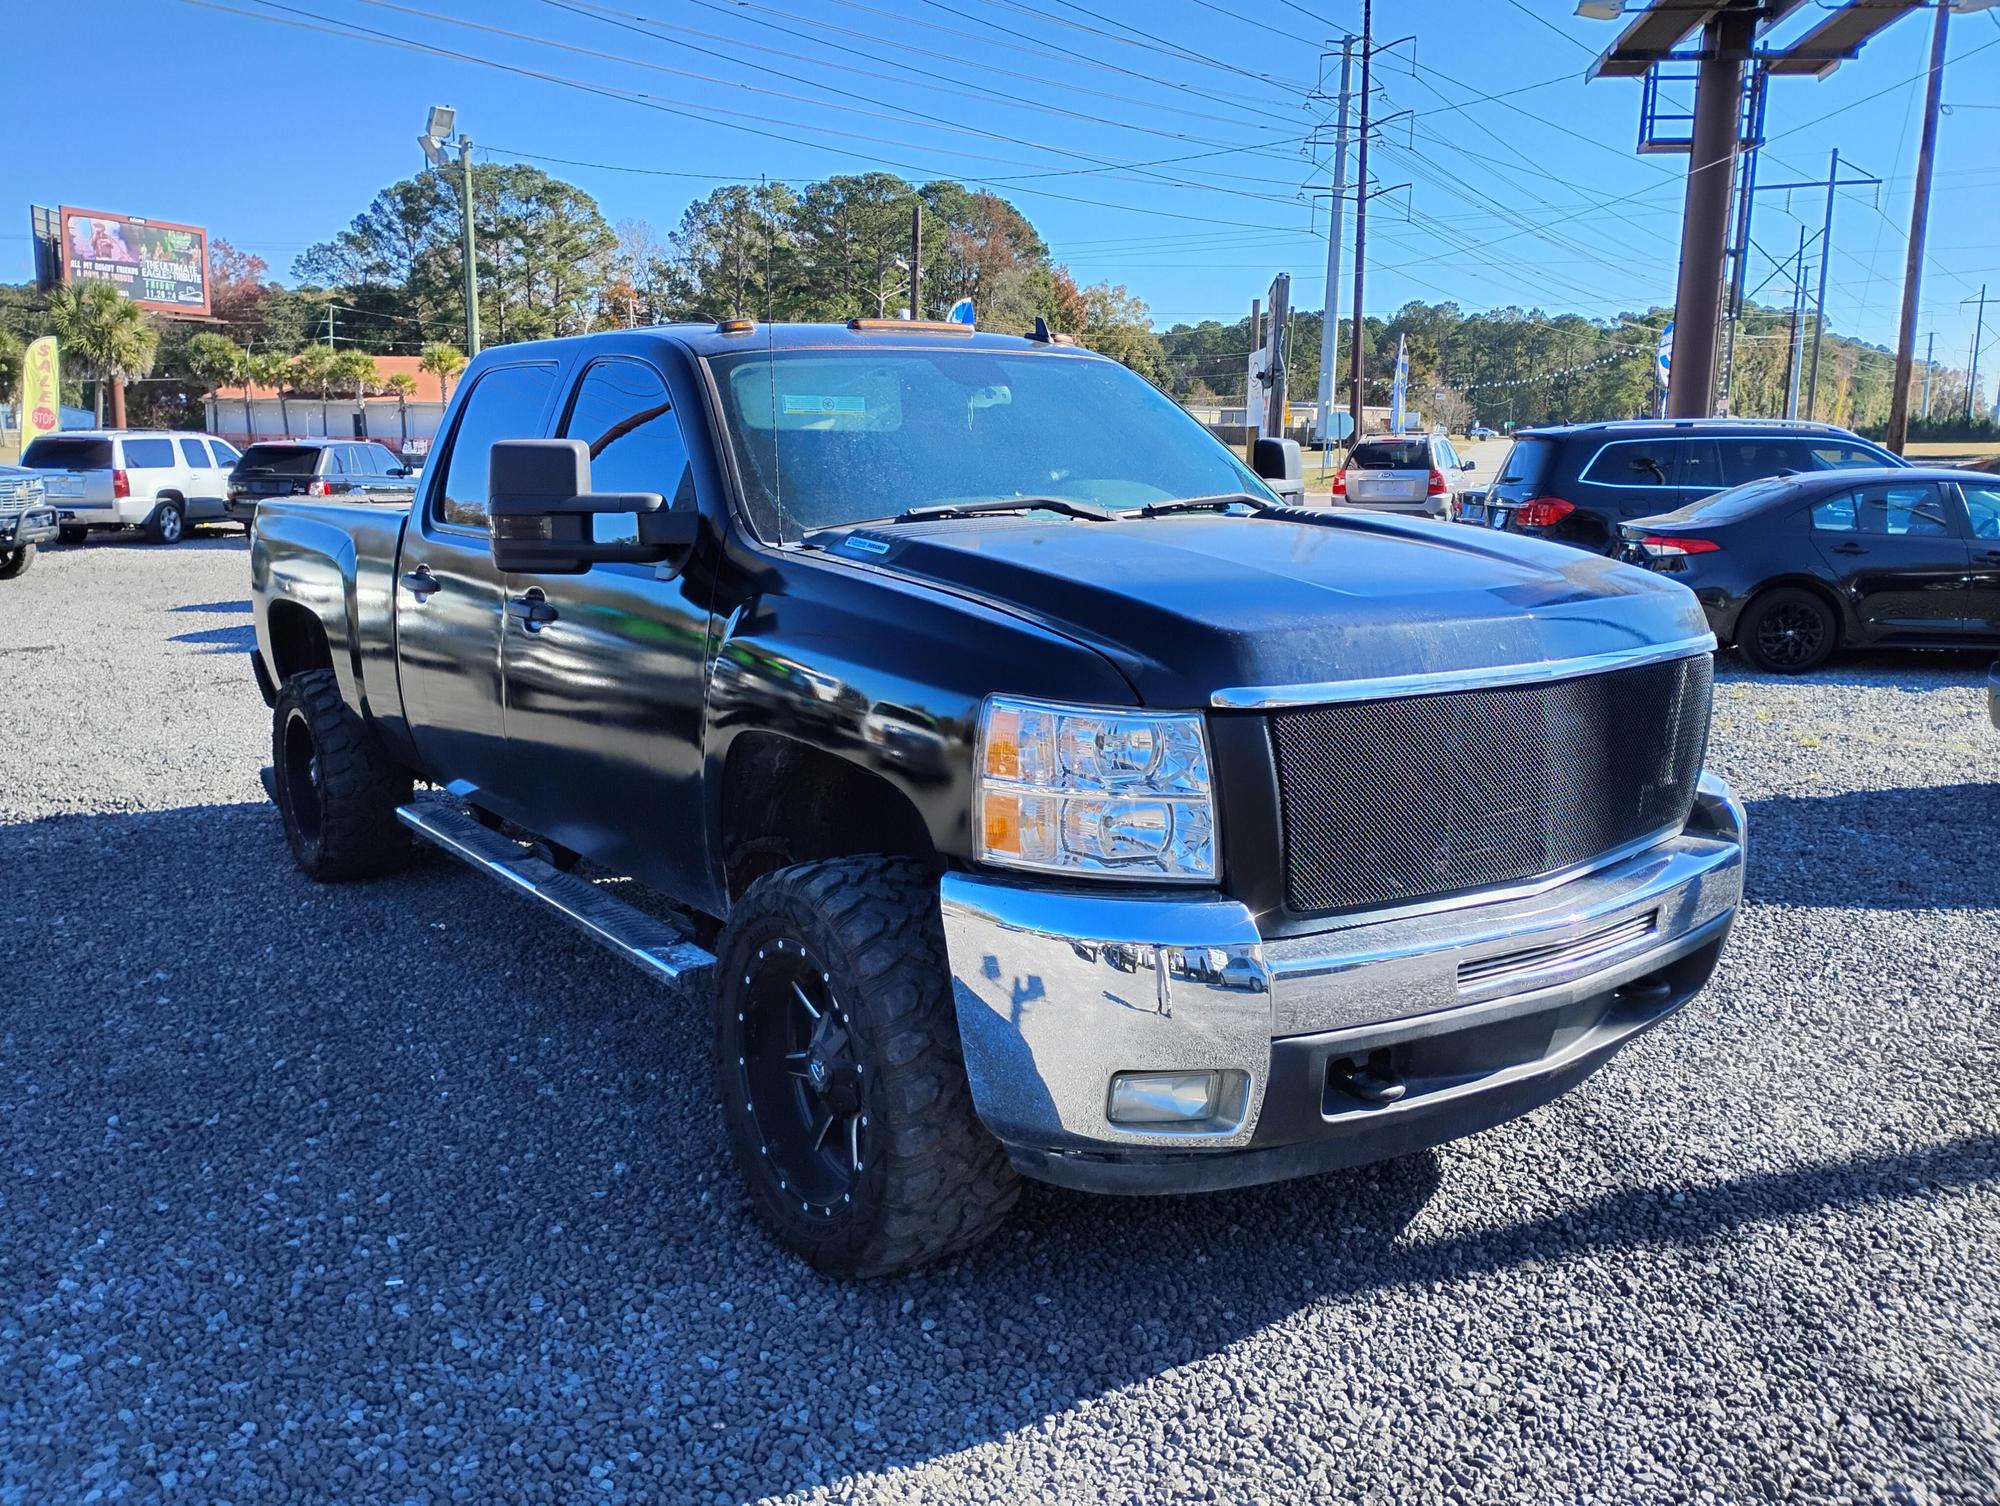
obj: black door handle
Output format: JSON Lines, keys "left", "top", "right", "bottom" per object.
{"left": 507, "top": 590, "right": 559, "bottom": 631}
{"left": 1830, "top": 542, "right": 1866, "bottom": 555}
{"left": 1978, "top": 549, "right": 2000, "bottom": 563}
{"left": 401, "top": 566, "right": 439, "bottom": 600}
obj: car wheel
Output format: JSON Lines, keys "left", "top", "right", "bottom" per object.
{"left": 271, "top": 667, "right": 417, "bottom": 882}
{"left": 713, "top": 857, "right": 1020, "bottom": 1277}
{"left": 57, "top": 526, "right": 88, "bottom": 546}
{"left": 0, "top": 545, "right": 34, "bottom": 579}
{"left": 146, "top": 499, "right": 185, "bottom": 545}
{"left": 1738, "top": 587, "right": 1838, "bottom": 674}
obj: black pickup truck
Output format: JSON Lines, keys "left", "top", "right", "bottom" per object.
{"left": 249, "top": 319, "right": 1745, "bottom": 1276}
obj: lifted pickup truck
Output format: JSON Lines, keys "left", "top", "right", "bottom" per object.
{"left": 250, "top": 320, "right": 1744, "bottom": 1276}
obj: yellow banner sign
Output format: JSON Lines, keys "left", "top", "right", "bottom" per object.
{"left": 21, "top": 336, "right": 60, "bottom": 448}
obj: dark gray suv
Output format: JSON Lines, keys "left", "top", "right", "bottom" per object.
{"left": 1457, "top": 418, "right": 1905, "bottom": 554}
{"left": 226, "top": 439, "right": 417, "bottom": 531}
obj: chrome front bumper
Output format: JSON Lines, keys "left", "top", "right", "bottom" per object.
{"left": 940, "top": 771, "right": 1745, "bottom": 1189}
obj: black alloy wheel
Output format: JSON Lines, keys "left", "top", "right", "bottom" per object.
{"left": 735, "top": 937, "right": 868, "bottom": 1217}
{"left": 1741, "top": 587, "right": 1837, "bottom": 674}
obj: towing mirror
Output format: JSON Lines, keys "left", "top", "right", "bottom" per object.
{"left": 487, "top": 438, "right": 697, "bottom": 577}
{"left": 1250, "top": 437, "right": 1304, "bottom": 505}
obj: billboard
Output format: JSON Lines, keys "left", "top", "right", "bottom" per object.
{"left": 59, "top": 207, "right": 209, "bottom": 315}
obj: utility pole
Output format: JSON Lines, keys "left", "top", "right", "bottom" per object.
{"left": 909, "top": 202, "right": 923, "bottom": 320}
{"left": 1348, "top": 0, "right": 1372, "bottom": 447}
{"left": 1718, "top": 65, "right": 1766, "bottom": 418}
{"left": 1785, "top": 227, "right": 1808, "bottom": 420}
{"left": 458, "top": 135, "right": 481, "bottom": 357}
{"left": 1967, "top": 284, "right": 1988, "bottom": 421}
{"left": 1265, "top": 273, "right": 1291, "bottom": 440}
{"left": 1921, "top": 330, "right": 1934, "bottom": 420}
{"left": 1665, "top": 8, "right": 1755, "bottom": 417}
{"left": 1315, "top": 37, "right": 1355, "bottom": 456}
{"left": 1886, "top": 1, "right": 1951, "bottom": 453}
{"left": 1805, "top": 147, "right": 1838, "bottom": 420}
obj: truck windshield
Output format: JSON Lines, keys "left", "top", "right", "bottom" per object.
{"left": 710, "top": 346, "right": 1271, "bottom": 541}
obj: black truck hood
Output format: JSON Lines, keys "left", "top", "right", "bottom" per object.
{"left": 825, "top": 509, "right": 1710, "bottom": 707}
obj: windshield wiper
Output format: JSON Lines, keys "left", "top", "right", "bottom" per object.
{"left": 895, "top": 496, "right": 1118, "bottom": 523}
{"left": 1124, "top": 492, "right": 1279, "bottom": 518}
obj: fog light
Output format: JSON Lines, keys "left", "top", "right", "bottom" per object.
{"left": 1108, "top": 1070, "right": 1219, "bottom": 1125}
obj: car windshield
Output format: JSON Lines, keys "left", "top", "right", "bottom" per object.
{"left": 710, "top": 345, "right": 1272, "bottom": 541}
{"left": 1348, "top": 439, "right": 1429, "bottom": 470}
{"left": 236, "top": 445, "right": 323, "bottom": 476}
{"left": 20, "top": 437, "right": 113, "bottom": 470}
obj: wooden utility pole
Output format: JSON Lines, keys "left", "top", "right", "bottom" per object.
{"left": 909, "top": 202, "right": 922, "bottom": 320}
{"left": 1885, "top": 0, "right": 1951, "bottom": 453}
{"left": 1967, "top": 285, "right": 1989, "bottom": 421}
{"left": 1347, "top": 0, "right": 1372, "bottom": 446}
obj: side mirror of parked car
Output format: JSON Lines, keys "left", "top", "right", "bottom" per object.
{"left": 1250, "top": 436, "right": 1304, "bottom": 506}
{"left": 487, "top": 438, "right": 697, "bottom": 577}
{"left": 1461, "top": 459, "right": 1476, "bottom": 471}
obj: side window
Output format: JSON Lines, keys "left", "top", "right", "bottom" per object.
{"left": 1582, "top": 439, "right": 1678, "bottom": 488}
{"left": 1714, "top": 438, "right": 1807, "bottom": 488}
{"left": 122, "top": 438, "right": 174, "bottom": 469}
{"left": 347, "top": 445, "right": 377, "bottom": 475}
{"left": 1959, "top": 483, "right": 2000, "bottom": 541}
{"left": 1803, "top": 441, "right": 1888, "bottom": 471}
{"left": 434, "top": 364, "right": 558, "bottom": 530}
{"left": 559, "top": 359, "right": 694, "bottom": 518}
{"left": 208, "top": 439, "right": 242, "bottom": 466}
{"left": 1869, "top": 482, "right": 1954, "bottom": 538}
{"left": 323, "top": 448, "right": 345, "bottom": 476}
{"left": 1810, "top": 493, "right": 1862, "bottom": 534}
{"left": 1678, "top": 440, "right": 1722, "bottom": 493}
{"left": 178, "top": 438, "right": 209, "bottom": 468}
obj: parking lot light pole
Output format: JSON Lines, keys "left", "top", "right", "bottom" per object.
{"left": 420, "top": 106, "right": 481, "bottom": 359}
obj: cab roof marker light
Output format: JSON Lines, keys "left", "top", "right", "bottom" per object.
{"left": 717, "top": 317, "right": 756, "bottom": 334}
{"left": 846, "top": 318, "right": 976, "bottom": 336}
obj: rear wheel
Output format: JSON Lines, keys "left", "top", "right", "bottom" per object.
{"left": 1738, "top": 586, "right": 1838, "bottom": 674}
{"left": 271, "top": 668, "right": 417, "bottom": 881}
{"left": 0, "top": 545, "right": 34, "bottom": 579}
{"left": 57, "top": 526, "right": 87, "bottom": 546}
{"left": 713, "top": 857, "right": 1019, "bottom": 1277}
{"left": 145, "top": 499, "right": 185, "bottom": 545}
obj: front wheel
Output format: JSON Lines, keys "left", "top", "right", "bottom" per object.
{"left": 0, "top": 546, "right": 34, "bottom": 579}
{"left": 713, "top": 858, "right": 1019, "bottom": 1277}
{"left": 1738, "top": 586, "right": 1838, "bottom": 674}
{"left": 271, "top": 668, "right": 416, "bottom": 881}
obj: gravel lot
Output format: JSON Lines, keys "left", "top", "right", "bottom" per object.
{"left": 2, "top": 529, "right": 1996, "bottom": 1505}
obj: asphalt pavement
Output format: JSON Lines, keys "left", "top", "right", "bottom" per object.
{"left": 2, "top": 526, "right": 1996, "bottom": 1504}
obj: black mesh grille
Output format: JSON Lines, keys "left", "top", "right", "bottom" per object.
{"left": 1269, "top": 654, "right": 1713, "bottom": 917}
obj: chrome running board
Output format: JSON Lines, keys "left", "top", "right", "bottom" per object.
{"left": 395, "top": 797, "right": 714, "bottom": 985}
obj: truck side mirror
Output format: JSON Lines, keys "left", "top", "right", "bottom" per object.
{"left": 487, "top": 438, "right": 696, "bottom": 577}
{"left": 1250, "top": 437, "right": 1304, "bottom": 505}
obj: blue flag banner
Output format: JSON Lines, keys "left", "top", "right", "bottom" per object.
{"left": 1390, "top": 333, "right": 1409, "bottom": 434}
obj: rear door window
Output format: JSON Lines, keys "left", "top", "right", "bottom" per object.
{"left": 1582, "top": 439, "right": 1679, "bottom": 489}
{"left": 433, "top": 364, "right": 559, "bottom": 530}
{"left": 178, "top": 438, "right": 209, "bottom": 468}
{"left": 121, "top": 438, "right": 175, "bottom": 469}
{"left": 1714, "top": 437, "right": 1808, "bottom": 487}
{"left": 21, "top": 437, "right": 114, "bottom": 470}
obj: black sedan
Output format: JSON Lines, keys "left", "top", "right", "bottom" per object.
{"left": 1622, "top": 466, "right": 2000, "bottom": 673}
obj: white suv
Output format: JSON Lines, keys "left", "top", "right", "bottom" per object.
{"left": 20, "top": 430, "right": 244, "bottom": 544}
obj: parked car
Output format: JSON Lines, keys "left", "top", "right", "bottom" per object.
{"left": 1621, "top": 467, "right": 2000, "bottom": 673}
{"left": 1469, "top": 424, "right": 1497, "bottom": 440}
{"left": 249, "top": 319, "right": 1744, "bottom": 1277}
{"left": 1329, "top": 433, "right": 1477, "bottom": 516}
{"left": 1459, "top": 418, "right": 1905, "bottom": 554}
{"left": 0, "top": 465, "right": 58, "bottom": 579}
{"left": 226, "top": 439, "right": 418, "bottom": 531}
{"left": 20, "top": 430, "right": 243, "bottom": 544}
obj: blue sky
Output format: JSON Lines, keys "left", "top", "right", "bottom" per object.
{"left": 5, "top": 0, "right": 1998, "bottom": 394}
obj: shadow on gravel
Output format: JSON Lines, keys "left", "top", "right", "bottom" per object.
{"left": 4, "top": 800, "right": 1996, "bottom": 1501}
{"left": 1744, "top": 782, "right": 2000, "bottom": 909}
{"left": 1716, "top": 646, "right": 1997, "bottom": 690}
{"left": 172, "top": 599, "right": 252, "bottom": 615}
{"left": 169, "top": 623, "right": 258, "bottom": 653}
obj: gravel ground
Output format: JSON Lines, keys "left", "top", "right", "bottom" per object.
{"left": 2, "top": 529, "right": 1996, "bottom": 1505}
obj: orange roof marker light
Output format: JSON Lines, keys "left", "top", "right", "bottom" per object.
{"left": 716, "top": 317, "right": 756, "bottom": 334}
{"left": 846, "top": 318, "right": 976, "bottom": 335}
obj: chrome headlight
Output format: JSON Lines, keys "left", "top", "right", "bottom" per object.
{"left": 975, "top": 695, "right": 1217, "bottom": 882}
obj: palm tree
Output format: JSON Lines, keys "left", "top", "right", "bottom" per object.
{"left": 420, "top": 341, "right": 467, "bottom": 407}
{"left": 49, "top": 282, "right": 158, "bottom": 426}
{"left": 330, "top": 349, "right": 380, "bottom": 438}
{"left": 184, "top": 332, "right": 246, "bottom": 439}
{"left": 245, "top": 351, "right": 292, "bottom": 437}
{"left": 385, "top": 371, "right": 419, "bottom": 449}
{"left": 290, "top": 344, "right": 338, "bottom": 434}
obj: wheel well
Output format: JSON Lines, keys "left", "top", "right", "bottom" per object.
{"left": 156, "top": 490, "right": 184, "bottom": 504}
{"left": 1737, "top": 577, "right": 1845, "bottom": 647}
{"left": 719, "top": 732, "right": 939, "bottom": 902}
{"left": 267, "top": 600, "right": 335, "bottom": 684}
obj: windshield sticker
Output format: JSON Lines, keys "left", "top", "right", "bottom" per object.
{"left": 783, "top": 394, "right": 868, "bottom": 416}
